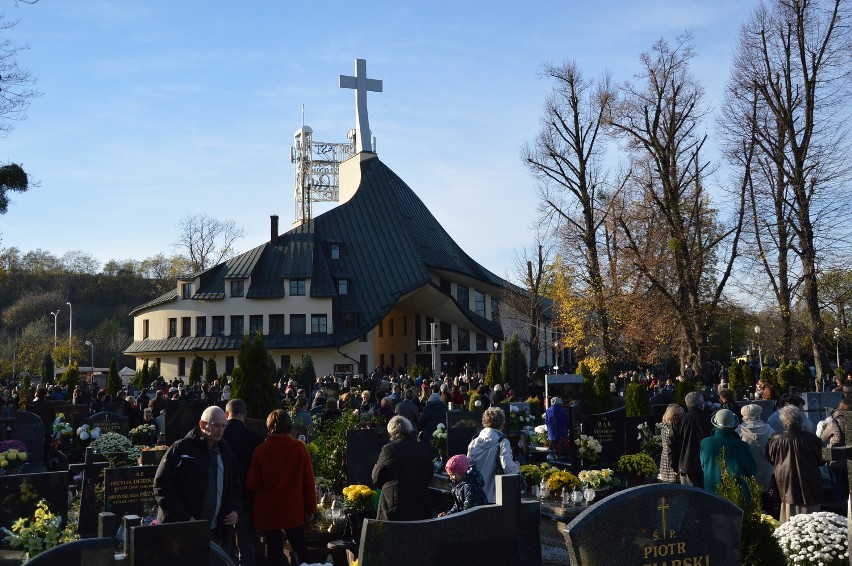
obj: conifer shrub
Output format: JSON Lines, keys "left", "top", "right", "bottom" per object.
{"left": 674, "top": 380, "right": 696, "bottom": 408}
{"left": 595, "top": 367, "right": 613, "bottom": 412}
{"left": 715, "top": 450, "right": 785, "bottom": 566}
{"left": 624, "top": 382, "right": 651, "bottom": 416}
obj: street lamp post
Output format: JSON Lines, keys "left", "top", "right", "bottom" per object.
{"left": 754, "top": 325, "right": 762, "bottom": 373}
{"left": 67, "top": 302, "right": 72, "bottom": 366}
{"left": 85, "top": 340, "right": 94, "bottom": 381}
{"left": 834, "top": 327, "right": 841, "bottom": 369}
{"left": 50, "top": 310, "right": 59, "bottom": 349}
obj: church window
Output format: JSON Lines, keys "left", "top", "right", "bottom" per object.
{"left": 338, "top": 279, "right": 348, "bottom": 295}
{"left": 269, "top": 314, "right": 286, "bottom": 334}
{"left": 330, "top": 244, "right": 340, "bottom": 260}
{"left": 476, "top": 333, "right": 486, "bottom": 351}
{"left": 230, "top": 315, "right": 244, "bottom": 335}
{"left": 178, "top": 357, "right": 186, "bottom": 376}
{"left": 345, "top": 313, "right": 358, "bottom": 330}
{"left": 230, "top": 280, "right": 244, "bottom": 297}
{"left": 212, "top": 316, "right": 225, "bottom": 337}
{"left": 249, "top": 315, "right": 263, "bottom": 334}
{"left": 290, "top": 279, "right": 306, "bottom": 296}
{"left": 457, "top": 285, "right": 469, "bottom": 309}
{"left": 474, "top": 291, "right": 486, "bottom": 317}
{"left": 458, "top": 328, "right": 470, "bottom": 351}
{"left": 378, "top": 320, "right": 383, "bottom": 338}
{"left": 290, "top": 314, "right": 306, "bottom": 334}
{"left": 440, "top": 321, "right": 452, "bottom": 351}
{"left": 182, "top": 283, "right": 192, "bottom": 299}
{"left": 196, "top": 317, "right": 206, "bottom": 337}
{"left": 181, "top": 317, "right": 191, "bottom": 337}
{"left": 491, "top": 298, "right": 499, "bottom": 322}
{"left": 143, "top": 319, "right": 149, "bottom": 339}
{"left": 168, "top": 318, "right": 177, "bottom": 338}
{"left": 389, "top": 318, "right": 394, "bottom": 337}
{"left": 311, "top": 314, "right": 328, "bottom": 334}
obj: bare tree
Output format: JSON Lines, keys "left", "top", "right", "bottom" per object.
{"left": 522, "top": 61, "right": 616, "bottom": 362}
{"left": 722, "top": 0, "right": 852, "bottom": 383}
{"left": 608, "top": 35, "right": 749, "bottom": 376}
{"left": 172, "top": 213, "right": 246, "bottom": 273}
{"left": 503, "top": 237, "right": 555, "bottom": 371}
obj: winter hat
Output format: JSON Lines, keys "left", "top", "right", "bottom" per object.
{"left": 428, "top": 393, "right": 441, "bottom": 403}
{"left": 445, "top": 454, "right": 469, "bottom": 475}
{"left": 741, "top": 404, "right": 762, "bottom": 421}
{"left": 711, "top": 408, "right": 739, "bottom": 430}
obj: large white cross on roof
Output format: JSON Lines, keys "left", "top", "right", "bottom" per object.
{"left": 339, "top": 58, "right": 382, "bottom": 153}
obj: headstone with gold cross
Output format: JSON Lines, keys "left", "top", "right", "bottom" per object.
{"left": 564, "top": 484, "right": 743, "bottom": 565}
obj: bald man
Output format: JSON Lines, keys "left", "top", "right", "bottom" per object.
{"left": 153, "top": 405, "right": 242, "bottom": 543}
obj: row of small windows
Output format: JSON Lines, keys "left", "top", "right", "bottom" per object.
{"left": 147, "top": 313, "right": 339, "bottom": 339}
{"left": 183, "top": 277, "right": 350, "bottom": 300}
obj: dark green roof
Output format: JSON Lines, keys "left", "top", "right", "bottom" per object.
{"left": 129, "top": 289, "right": 178, "bottom": 316}
{"left": 129, "top": 156, "right": 507, "bottom": 347}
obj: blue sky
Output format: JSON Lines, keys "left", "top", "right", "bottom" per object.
{"left": 0, "top": 1, "right": 757, "bottom": 281}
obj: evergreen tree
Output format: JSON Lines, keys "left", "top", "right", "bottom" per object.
{"left": 18, "top": 375, "right": 31, "bottom": 410}
{"left": 594, "top": 367, "right": 613, "bottom": 411}
{"left": 231, "top": 333, "right": 278, "bottom": 419}
{"left": 794, "top": 360, "right": 810, "bottom": 392}
{"left": 40, "top": 351, "right": 54, "bottom": 386}
{"left": 624, "top": 382, "right": 651, "bottom": 416}
{"left": 728, "top": 362, "right": 746, "bottom": 393}
{"left": 484, "top": 352, "right": 502, "bottom": 388}
{"left": 674, "top": 380, "right": 696, "bottom": 408}
{"left": 267, "top": 354, "right": 279, "bottom": 381}
{"left": 59, "top": 362, "right": 81, "bottom": 392}
{"left": 141, "top": 360, "right": 150, "bottom": 388}
{"left": 205, "top": 358, "right": 218, "bottom": 384}
{"left": 106, "top": 357, "right": 120, "bottom": 396}
{"left": 188, "top": 356, "right": 203, "bottom": 385}
{"left": 501, "top": 334, "right": 528, "bottom": 399}
{"left": 578, "top": 360, "right": 600, "bottom": 414}
{"left": 148, "top": 362, "right": 161, "bottom": 384}
{"left": 300, "top": 353, "right": 316, "bottom": 392}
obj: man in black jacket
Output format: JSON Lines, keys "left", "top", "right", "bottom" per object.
{"left": 669, "top": 391, "right": 712, "bottom": 488}
{"left": 223, "top": 399, "right": 264, "bottom": 566}
{"left": 153, "top": 405, "right": 241, "bottom": 542}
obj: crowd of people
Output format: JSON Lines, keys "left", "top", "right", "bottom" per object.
{"left": 144, "top": 368, "right": 521, "bottom": 565}
{"left": 661, "top": 383, "right": 848, "bottom": 524}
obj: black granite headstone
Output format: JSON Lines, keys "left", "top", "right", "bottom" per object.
{"left": 164, "top": 400, "right": 207, "bottom": 445}
{"left": 10, "top": 411, "right": 46, "bottom": 470}
{"left": 565, "top": 483, "right": 742, "bottom": 565}
{"left": 359, "top": 475, "right": 540, "bottom": 566}
{"left": 0, "top": 471, "right": 69, "bottom": 531}
{"left": 581, "top": 407, "right": 626, "bottom": 468}
{"left": 129, "top": 519, "right": 211, "bottom": 566}
{"left": 77, "top": 457, "right": 110, "bottom": 538}
{"left": 103, "top": 465, "right": 157, "bottom": 520}
{"left": 446, "top": 410, "right": 481, "bottom": 458}
{"left": 346, "top": 429, "right": 389, "bottom": 487}
{"left": 87, "top": 411, "right": 129, "bottom": 437}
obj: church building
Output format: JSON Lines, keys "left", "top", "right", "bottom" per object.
{"left": 125, "top": 60, "right": 555, "bottom": 381}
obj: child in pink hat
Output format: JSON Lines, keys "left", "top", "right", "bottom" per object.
{"left": 438, "top": 454, "right": 488, "bottom": 516}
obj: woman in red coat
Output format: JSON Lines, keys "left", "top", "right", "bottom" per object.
{"left": 247, "top": 409, "right": 317, "bottom": 566}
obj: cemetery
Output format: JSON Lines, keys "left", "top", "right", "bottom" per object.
{"left": 2, "top": 1, "right": 852, "bottom": 564}
{"left": 0, "top": 371, "right": 850, "bottom": 566}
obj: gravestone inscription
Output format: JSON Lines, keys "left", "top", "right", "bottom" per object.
{"left": 103, "top": 465, "right": 157, "bottom": 519}
{"left": 0, "top": 471, "right": 69, "bottom": 531}
{"left": 87, "top": 411, "right": 129, "bottom": 437}
{"left": 10, "top": 410, "right": 46, "bottom": 471}
{"left": 581, "top": 407, "right": 626, "bottom": 468}
{"left": 565, "top": 483, "right": 742, "bottom": 565}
